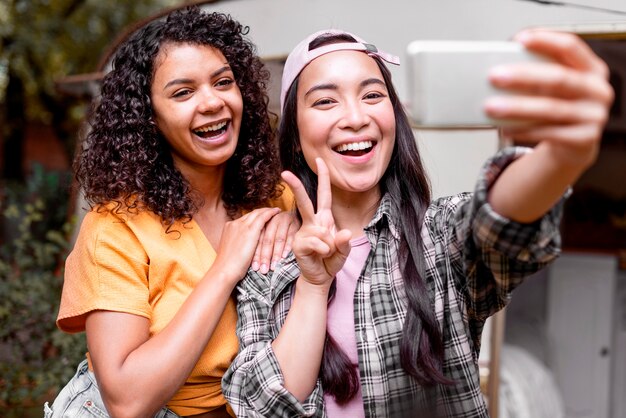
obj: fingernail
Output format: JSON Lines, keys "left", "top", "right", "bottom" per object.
{"left": 484, "top": 97, "right": 510, "bottom": 116}
{"left": 514, "top": 30, "right": 532, "bottom": 44}
{"left": 260, "top": 263, "right": 268, "bottom": 274}
{"left": 488, "top": 66, "right": 512, "bottom": 83}
{"left": 282, "top": 249, "right": 290, "bottom": 258}
{"left": 252, "top": 261, "right": 260, "bottom": 271}
{"left": 270, "top": 261, "right": 277, "bottom": 271}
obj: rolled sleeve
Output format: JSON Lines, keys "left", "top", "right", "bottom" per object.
{"left": 470, "top": 146, "right": 565, "bottom": 268}
{"left": 472, "top": 198, "right": 564, "bottom": 266}
{"left": 222, "top": 269, "right": 323, "bottom": 417}
{"left": 455, "top": 147, "right": 567, "bottom": 320}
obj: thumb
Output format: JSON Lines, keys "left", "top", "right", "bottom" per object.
{"left": 323, "top": 229, "right": 353, "bottom": 278}
{"left": 324, "top": 229, "right": 352, "bottom": 277}
{"left": 334, "top": 229, "right": 352, "bottom": 258}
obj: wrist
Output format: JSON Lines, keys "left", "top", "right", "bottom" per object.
{"left": 202, "top": 265, "right": 241, "bottom": 290}
{"left": 295, "top": 276, "right": 333, "bottom": 299}
{"left": 538, "top": 139, "right": 599, "bottom": 172}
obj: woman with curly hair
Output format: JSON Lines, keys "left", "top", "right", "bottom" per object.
{"left": 46, "top": 6, "right": 294, "bottom": 418}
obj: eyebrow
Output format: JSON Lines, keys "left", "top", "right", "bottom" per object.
{"left": 303, "top": 77, "right": 386, "bottom": 98}
{"left": 162, "top": 65, "right": 233, "bottom": 91}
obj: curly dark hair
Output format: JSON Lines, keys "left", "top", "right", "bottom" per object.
{"left": 75, "top": 5, "right": 281, "bottom": 227}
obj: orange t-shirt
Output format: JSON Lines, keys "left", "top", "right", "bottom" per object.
{"left": 57, "top": 188, "right": 293, "bottom": 416}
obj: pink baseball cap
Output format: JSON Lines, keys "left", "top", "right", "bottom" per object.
{"left": 279, "top": 29, "right": 400, "bottom": 112}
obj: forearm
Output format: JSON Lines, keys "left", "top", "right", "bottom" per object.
{"left": 271, "top": 278, "right": 330, "bottom": 402}
{"left": 488, "top": 141, "right": 596, "bottom": 223}
{"left": 87, "top": 267, "right": 238, "bottom": 418}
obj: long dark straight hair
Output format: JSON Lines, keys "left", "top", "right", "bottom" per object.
{"left": 278, "top": 33, "right": 452, "bottom": 403}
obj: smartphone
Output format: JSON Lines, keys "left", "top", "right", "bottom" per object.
{"left": 405, "top": 40, "right": 549, "bottom": 128}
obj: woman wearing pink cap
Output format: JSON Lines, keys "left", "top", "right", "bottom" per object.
{"left": 222, "top": 29, "right": 613, "bottom": 417}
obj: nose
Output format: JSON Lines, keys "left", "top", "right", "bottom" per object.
{"left": 338, "top": 100, "right": 370, "bottom": 131}
{"left": 197, "top": 87, "right": 224, "bottom": 114}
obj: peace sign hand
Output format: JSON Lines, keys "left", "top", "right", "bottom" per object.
{"left": 280, "top": 158, "right": 352, "bottom": 288}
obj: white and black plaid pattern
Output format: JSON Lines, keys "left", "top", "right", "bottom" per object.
{"left": 223, "top": 147, "right": 565, "bottom": 417}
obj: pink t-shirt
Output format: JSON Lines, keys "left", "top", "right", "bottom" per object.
{"left": 324, "top": 235, "right": 371, "bottom": 418}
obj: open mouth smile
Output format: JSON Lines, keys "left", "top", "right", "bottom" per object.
{"left": 192, "top": 120, "right": 229, "bottom": 139}
{"left": 333, "top": 140, "right": 375, "bottom": 157}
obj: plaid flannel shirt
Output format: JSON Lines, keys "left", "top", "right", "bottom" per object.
{"left": 222, "top": 147, "right": 564, "bottom": 417}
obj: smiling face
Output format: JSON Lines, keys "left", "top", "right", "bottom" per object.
{"left": 296, "top": 50, "right": 396, "bottom": 202}
{"left": 151, "top": 43, "right": 243, "bottom": 178}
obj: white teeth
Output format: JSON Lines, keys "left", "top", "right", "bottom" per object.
{"left": 335, "top": 140, "right": 373, "bottom": 153}
{"left": 194, "top": 121, "right": 227, "bottom": 133}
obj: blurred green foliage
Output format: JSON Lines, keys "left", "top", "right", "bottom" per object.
{"left": 0, "top": 0, "right": 183, "bottom": 178}
{"left": 0, "top": 165, "right": 82, "bottom": 416}
{"left": 0, "top": 0, "right": 181, "bottom": 121}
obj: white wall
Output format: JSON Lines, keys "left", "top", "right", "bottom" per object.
{"left": 547, "top": 253, "right": 618, "bottom": 417}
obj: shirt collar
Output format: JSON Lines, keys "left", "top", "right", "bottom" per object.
{"left": 364, "top": 193, "right": 401, "bottom": 241}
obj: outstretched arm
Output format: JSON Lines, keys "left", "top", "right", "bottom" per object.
{"left": 484, "top": 29, "right": 614, "bottom": 223}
